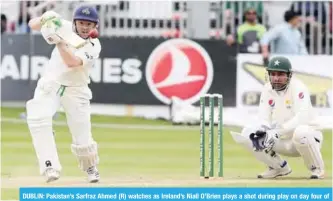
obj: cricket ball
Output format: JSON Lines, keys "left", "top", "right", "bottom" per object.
{"left": 89, "top": 29, "right": 99, "bottom": 38}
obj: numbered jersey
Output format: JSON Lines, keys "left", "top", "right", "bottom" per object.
{"left": 42, "top": 20, "right": 101, "bottom": 86}
{"left": 258, "top": 77, "right": 316, "bottom": 135}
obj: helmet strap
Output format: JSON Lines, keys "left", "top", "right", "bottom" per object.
{"left": 73, "top": 20, "right": 79, "bottom": 34}
{"left": 72, "top": 20, "right": 90, "bottom": 39}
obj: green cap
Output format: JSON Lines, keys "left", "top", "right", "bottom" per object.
{"left": 267, "top": 56, "right": 292, "bottom": 73}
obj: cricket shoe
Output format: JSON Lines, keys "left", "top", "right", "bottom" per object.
{"left": 310, "top": 167, "right": 324, "bottom": 179}
{"left": 87, "top": 166, "right": 100, "bottom": 183}
{"left": 44, "top": 168, "right": 60, "bottom": 183}
{"left": 258, "top": 161, "right": 292, "bottom": 179}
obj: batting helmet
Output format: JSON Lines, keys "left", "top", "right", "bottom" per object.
{"left": 73, "top": 5, "right": 99, "bottom": 25}
{"left": 267, "top": 56, "right": 292, "bottom": 73}
{"left": 266, "top": 56, "right": 293, "bottom": 91}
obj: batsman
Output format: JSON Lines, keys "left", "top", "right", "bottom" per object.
{"left": 27, "top": 5, "right": 101, "bottom": 183}
{"left": 232, "top": 56, "right": 325, "bottom": 179}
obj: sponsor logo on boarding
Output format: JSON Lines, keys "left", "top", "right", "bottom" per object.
{"left": 240, "top": 62, "right": 332, "bottom": 108}
{"left": 145, "top": 38, "right": 213, "bottom": 104}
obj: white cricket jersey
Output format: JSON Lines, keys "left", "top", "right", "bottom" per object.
{"left": 42, "top": 20, "right": 101, "bottom": 86}
{"left": 258, "top": 77, "right": 316, "bottom": 136}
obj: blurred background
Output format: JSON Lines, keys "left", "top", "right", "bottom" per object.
{"left": 1, "top": 0, "right": 332, "bottom": 54}
{"left": 1, "top": 1, "right": 332, "bottom": 127}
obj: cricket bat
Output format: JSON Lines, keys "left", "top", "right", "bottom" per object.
{"left": 57, "top": 27, "right": 88, "bottom": 49}
{"left": 41, "top": 17, "right": 97, "bottom": 49}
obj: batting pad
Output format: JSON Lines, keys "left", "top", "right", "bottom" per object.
{"left": 294, "top": 136, "right": 324, "bottom": 171}
{"left": 26, "top": 99, "right": 62, "bottom": 174}
{"left": 71, "top": 142, "right": 99, "bottom": 171}
{"left": 26, "top": 97, "right": 56, "bottom": 119}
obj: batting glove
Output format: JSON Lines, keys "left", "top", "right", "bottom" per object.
{"left": 40, "top": 11, "right": 61, "bottom": 26}
{"left": 40, "top": 17, "right": 63, "bottom": 45}
{"left": 41, "top": 24, "right": 62, "bottom": 45}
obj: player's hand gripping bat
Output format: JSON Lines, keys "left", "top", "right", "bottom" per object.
{"left": 40, "top": 14, "right": 98, "bottom": 49}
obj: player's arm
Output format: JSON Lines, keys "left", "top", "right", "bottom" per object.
{"left": 299, "top": 31, "right": 309, "bottom": 55}
{"left": 279, "top": 85, "right": 312, "bottom": 135}
{"left": 258, "top": 86, "right": 272, "bottom": 127}
{"left": 73, "top": 40, "right": 101, "bottom": 67}
{"left": 249, "top": 87, "right": 273, "bottom": 152}
{"left": 260, "top": 26, "right": 282, "bottom": 57}
{"left": 57, "top": 39, "right": 101, "bottom": 68}
{"left": 56, "top": 42, "right": 83, "bottom": 67}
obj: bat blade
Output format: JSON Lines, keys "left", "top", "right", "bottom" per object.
{"left": 42, "top": 17, "right": 88, "bottom": 49}
{"left": 57, "top": 30, "right": 87, "bottom": 49}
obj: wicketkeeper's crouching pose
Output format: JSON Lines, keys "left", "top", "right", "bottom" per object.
{"left": 231, "top": 56, "right": 325, "bottom": 179}
{"left": 26, "top": 6, "right": 101, "bottom": 183}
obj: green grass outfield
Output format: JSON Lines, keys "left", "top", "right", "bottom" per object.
{"left": 1, "top": 107, "right": 332, "bottom": 200}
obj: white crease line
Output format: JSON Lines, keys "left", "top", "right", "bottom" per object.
{"left": 1, "top": 118, "right": 199, "bottom": 131}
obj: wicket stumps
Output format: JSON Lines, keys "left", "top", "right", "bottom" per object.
{"left": 200, "top": 93, "right": 223, "bottom": 178}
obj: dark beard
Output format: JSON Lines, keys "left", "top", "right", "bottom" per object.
{"left": 272, "top": 83, "right": 287, "bottom": 91}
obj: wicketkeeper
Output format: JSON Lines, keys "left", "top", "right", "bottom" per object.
{"left": 27, "top": 6, "right": 101, "bottom": 183}
{"left": 231, "top": 56, "right": 325, "bottom": 179}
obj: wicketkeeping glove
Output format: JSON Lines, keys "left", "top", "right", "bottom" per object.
{"left": 263, "top": 129, "right": 279, "bottom": 152}
{"left": 249, "top": 130, "right": 266, "bottom": 151}
{"left": 249, "top": 129, "right": 279, "bottom": 153}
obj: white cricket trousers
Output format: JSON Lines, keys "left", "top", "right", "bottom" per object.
{"left": 26, "top": 77, "right": 96, "bottom": 175}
